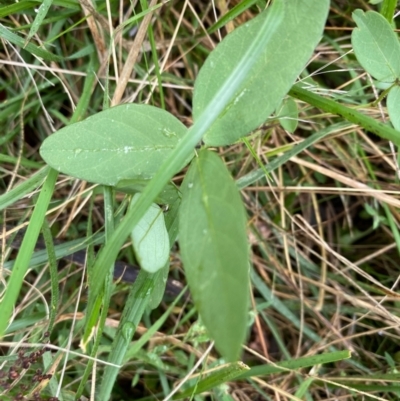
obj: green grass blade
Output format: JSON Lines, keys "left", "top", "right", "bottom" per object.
{"left": 251, "top": 269, "right": 322, "bottom": 344}
{"left": 173, "top": 362, "right": 250, "bottom": 399}
{"left": 207, "top": 0, "right": 259, "bottom": 34}
{"left": 24, "top": 0, "right": 54, "bottom": 45}
{"left": 69, "top": 57, "right": 98, "bottom": 124}
{"left": 3, "top": 233, "right": 105, "bottom": 272}
{"left": 237, "top": 350, "right": 350, "bottom": 379}
{"left": 381, "top": 0, "right": 397, "bottom": 22}
{"left": 98, "top": 270, "right": 158, "bottom": 401}
{"left": 0, "top": 23, "right": 62, "bottom": 62}
{"left": 140, "top": 0, "right": 165, "bottom": 109}
{"left": 236, "top": 121, "right": 352, "bottom": 189}
{"left": 41, "top": 219, "right": 59, "bottom": 334}
{"left": 0, "top": 165, "right": 51, "bottom": 212}
{"left": 76, "top": 186, "right": 116, "bottom": 398}
{"left": 123, "top": 286, "right": 187, "bottom": 362}
{"left": 289, "top": 83, "right": 400, "bottom": 144}
{"left": 0, "top": 168, "right": 58, "bottom": 337}
{"left": 0, "top": 1, "right": 37, "bottom": 18}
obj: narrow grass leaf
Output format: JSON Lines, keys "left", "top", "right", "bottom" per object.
{"left": 98, "top": 269, "right": 156, "bottom": 401}
{"left": 3, "top": 233, "right": 105, "bottom": 273}
{"left": 193, "top": 0, "right": 329, "bottom": 146}
{"left": 295, "top": 377, "right": 314, "bottom": 398}
{"left": 387, "top": 85, "right": 400, "bottom": 130}
{"left": 276, "top": 97, "right": 298, "bottom": 133}
{"left": 352, "top": 9, "right": 400, "bottom": 82}
{"left": 236, "top": 350, "right": 351, "bottom": 379}
{"left": 380, "top": 0, "right": 397, "bottom": 23}
{"left": 0, "top": 23, "right": 62, "bottom": 62}
{"left": 124, "top": 285, "right": 187, "bottom": 361}
{"left": 24, "top": 0, "right": 54, "bottom": 45}
{"left": 0, "top": 165, "right": 51, "bottom": 212}
{"left": 40, "top": 104, "right": 192, "bottom": 186}
{"left": 179, "top": 149, "right": 249, "bottom": 361}
{"left": 289, "top": 83, "right": 400, "bottom": 145}
{"left": 173, "top": 362, "right": 250, "bottom": 399}
{"left": 41, "top": 220, "right": 59, "bottom": 334}
{"left": 0, "top": 168, "right": 58, "bottom": 337}
{"left": 207, "top": 0, "right": 259, "bottom": 34}
{"left": 130, "top": 193, "right": 169, "bottom": 273}
{"left": 0, "top": 2, "right": 37, "bottom": 18}
{"left": 237, "top": 121, "right": 352, "bottom": 189}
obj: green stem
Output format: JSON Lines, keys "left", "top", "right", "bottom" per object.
{"left": 289, "top": 84, "right": 400, "bottom": 146}
{"left": 380, "top": 0, "right": 396, "bottom": 23}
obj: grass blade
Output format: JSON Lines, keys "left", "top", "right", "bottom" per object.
{"left": 0, "top": 23, "right": 62, "bottom": 61}
{"left": 0, "top": 168, "right": 58, "bottom": 337}
{"left": 24, "top": 0, "right": 54, "bottom": 45}
{"left": 289, "top": 83, "right": 400, "bottom": 144}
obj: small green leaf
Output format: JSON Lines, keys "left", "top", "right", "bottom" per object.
{"left": 130, "top": 193, "right": 170, "bottom": 274}
{"left": 277, "top": 97, "right": 298, "bottom": 133}
{"left": 40, "top": 104, "right": 193, "bottom": 186}
{"left": 352, "top": 9, "right": 400, "bottom": 82}
{"left": 387, "top": 85, "right": 400, "bottom": 131}
{"left": 24, "top": 0, "right": 53, "bottom": 45}
{"left": 179, "top": 149, "right": 249, "bottom": 361}
{"left": 149, "top": 196, "right": 181, "bottom": 309}
{"left": 193, "top": 0, "right": 329, "bottom": 146}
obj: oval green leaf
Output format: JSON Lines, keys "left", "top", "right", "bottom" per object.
{"left": 387, "top": 85, "right": 400, "bottom": 131}
{"left": 352, "top": 9, "right": 400, "bottom": 82}
{"left": 193, "top": 0, "right": 329, "bottom": 146}
{"left": 277, "top": 97, "right": 298, "bottom": 133}
{"left": 178, "top": 149, "right": 249, "bottom": 361}
{"left": 40, "top": 104, "right": 192, "bottom": 186}
{"left": 130, "top": 193, "right": 170, "bottom": 274}
{"left": 149, "top": 196, "right": 181, "bottom": 309}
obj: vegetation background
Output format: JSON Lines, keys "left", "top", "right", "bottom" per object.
{"left": 1, "top": 0, "right": 400, "bottom": 400}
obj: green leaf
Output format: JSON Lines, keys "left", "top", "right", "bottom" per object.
{"left": 277, "top": 97, "right": 298, "bottom": 133}
{"left": 351, "top": 9, "right": 400, "bottom": 82}
{"left": 0, "top": 168, "right": 58, "bottom": 337}
{"left": 24, "top": 0, "right": 54, "bottom": 45}
{"left": 130, "top": 193, "right": 170, "bottom": 274}
{"left": 0, "top": 23, "right": 62, "bottom": 62}
{"left": 179, "top": 149, "right": 249, "bottom": 361}
{"left": 387, "top": 85, "right": 400, "bottom": 131}
{"left": 193, "top": 0, "right": 329, "bottom": 146}
{"left": 0, "top": 2, "right": 37, "bottom": 18}
{"left": 173, "top": 361, "right": 250, "bottom": 399}
{"left": 40, "top": 104, "right": 193, "bottom": 186}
